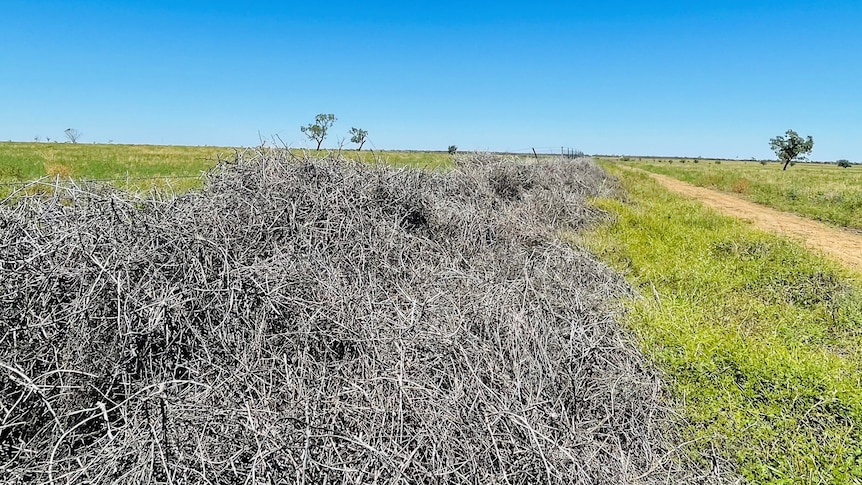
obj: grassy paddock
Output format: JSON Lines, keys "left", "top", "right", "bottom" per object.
{"left": 0, "top": 142, "right": 456, "bottom": 195}
{"left": 600, "top": 157, "right": 862, "bottom": 231}
{"left": 574, "top": 165, "right": 862, "bottom": 483}
{"left": 0, "top": 142, "right": 233, "bottom": 194}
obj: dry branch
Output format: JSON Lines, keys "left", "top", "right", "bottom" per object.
{"left": 0, "top": 150, "right": 731, "bottom": 483}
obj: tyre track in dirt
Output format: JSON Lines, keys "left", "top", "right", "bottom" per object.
{"left": 621, "top": 166, "right": 862, "bottom": 275}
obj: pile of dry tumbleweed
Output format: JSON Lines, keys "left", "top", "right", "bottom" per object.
{"left": 1, "top": 151, "right": 724, "bottom": 483}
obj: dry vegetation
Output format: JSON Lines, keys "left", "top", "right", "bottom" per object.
{"left": 1, "top": 150, "right": 723, "bottom": 483}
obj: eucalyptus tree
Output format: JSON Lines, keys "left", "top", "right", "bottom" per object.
{"left": 301, "top": 114, "right": 336, "bottom": 150}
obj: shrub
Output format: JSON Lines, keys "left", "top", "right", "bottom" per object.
{"left": 837, "top": 159, "right": 852, "bottom": 168}
{"left": 731, "top": 178, "right": 751, "bottom": 194}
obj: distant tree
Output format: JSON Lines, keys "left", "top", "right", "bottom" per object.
{"left": 64, "top": 128, "right": 82, "bottom": 143}
{"left": 837, "top": 159, "right": 852, "bottom": 168}
{"left": 769, "top": 129, "right": 814, "bottom": 171}
{"left": 448, "top": 145, "right": 458, "bottom": 155}
{"left": 301, "top": 114, "right": 336, "bottom": 150}
{"left": 349, "top": 127, "right": 368, "bottom": 151}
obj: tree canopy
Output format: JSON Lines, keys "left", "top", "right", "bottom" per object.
{"left": 769, "top": 129, "right": 814, "bottom": 171}
{"left": 349, "top": 127, "right": 368, "bottom": 151}
{"left": 301, "top": 114, "right": 337, "bottom": 150}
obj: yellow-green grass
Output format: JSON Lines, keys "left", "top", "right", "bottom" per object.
{"left": 0, "top": 142, "right": 454, "bottom": 196}
{"left": 601, "top": 157, "right": 862, "bottom": 231}
{"left": 574, "top": 165, "right": 862, "bottom": 483}
{"left": 300, "top": 148, "right": 453, "bottom": 170}
{"left": 0, "top": 142, "right": 232, "bottom": 194}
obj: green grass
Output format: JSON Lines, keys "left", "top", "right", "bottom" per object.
{"left": 0, "top": 142, "right": 233, "bottom": 194}
{"left": 305, "top": 148, "right": 453, "bottom": 170}
{"left": 575, "top": 165, "right": 862, "bottom": 484}
{"left": 0, "top": 142, "right": 454, "bottom": 196}
{"left": 602, "top": 158, "right": 862, "bottom": 231}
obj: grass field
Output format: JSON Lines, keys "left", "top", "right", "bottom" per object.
{"left": 576, "top": 165, "right": 862, "bottom": 483}
{"left": 0, "top": 142, "right": 232, "bottom": 194}
{"left": 600, "top": 158, "right": 862, "bottom": 231}
{"left": 0, "top": 142, "right": 455, "bottom": 195}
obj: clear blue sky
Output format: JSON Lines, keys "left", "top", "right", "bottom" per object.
{"left": 2, "top": 1, "right": 860, "bottom": 160}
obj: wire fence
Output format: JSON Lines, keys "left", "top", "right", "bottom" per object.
{"left": 561, "top": 147, "right": 586, "bottom": 159}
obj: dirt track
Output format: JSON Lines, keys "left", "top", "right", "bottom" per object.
{"left": 634, "top": 169, "right": 862, "bottom": 275}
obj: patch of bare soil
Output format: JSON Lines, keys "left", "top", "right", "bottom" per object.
{"left": 638, "top": 169, "right": 862, "bottom": 274}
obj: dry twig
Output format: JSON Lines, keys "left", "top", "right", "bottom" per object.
{"left": 0, "top": 150, "right": 733, "bottom": 483}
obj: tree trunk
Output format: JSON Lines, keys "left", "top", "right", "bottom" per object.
{"left": 783, "top": 160, "right": 790, "bottom": 171}
{"left": 316, "top": 139, "right": 322, "bottom": 150}
{"left": 358, "top": 140, "right": 365, "bottom": 151}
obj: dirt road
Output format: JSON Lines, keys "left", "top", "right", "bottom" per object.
{"left": 634, "top": 169, "right": 862, "bottom": 275}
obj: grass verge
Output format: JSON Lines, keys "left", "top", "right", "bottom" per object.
{"left": 574, "top": 165, "right": 862, "bottom": 484}
{"left": 603, "top": 159, "right": 862, "bottom": 231}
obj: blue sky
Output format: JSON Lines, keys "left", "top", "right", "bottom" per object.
{"left": 2, "top": 1, "right": 860, "bottom": 160}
